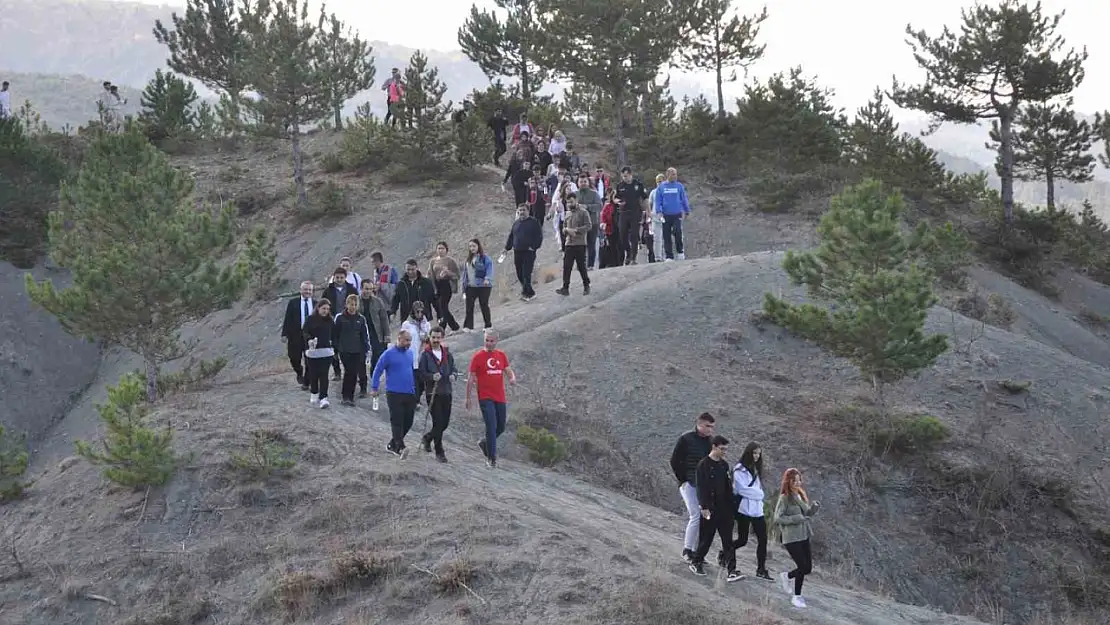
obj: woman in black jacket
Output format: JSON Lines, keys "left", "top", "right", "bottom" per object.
{"left": 302, "top": 299, "right": 337, "bottom": 409}
{"left": 332, "top": 294, "right": 371, "bottom": 406}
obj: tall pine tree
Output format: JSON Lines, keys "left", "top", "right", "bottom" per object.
{"left": 317, "top": 11, "right": 376, "bottom": 130}
{"left": 1093, "top": 111, "right": 1110, "bottom": 169}
{"left": 987, "top": 101, "right": 1096, "bottom": 210}
{"left": 0, "top": 116, "right": 67, "bottom": 268}
{"left": 890, "top": 0, "right": 1086, "bottom": 223}
{"left": 24, "top": 127, "right": 244, "bottom": 402}
{"left": 458, "top": 0, "right": 548, "bottom": 100}
{"left": 764, "top": 180, "right": 948, "bottom": 401}
{"left": 396, "top": 50, "right": 455, "bottom": 172}
{"left": 676, "top": 0, "right": 768, "bottom": 119}
{"left": 139, "top": 69, "right": 200, "bottom": 142}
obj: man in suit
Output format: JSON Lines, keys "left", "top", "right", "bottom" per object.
{"left": 281, "top": 281, "right": 315, "bottom": 389}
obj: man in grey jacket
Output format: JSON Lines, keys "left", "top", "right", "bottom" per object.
{"left": 418, "top": 327, "right": 458, "bottom": 462}
{"left": 358, "top": 279, "right": 390, "bottom": 397}
{"left": 576, "top": 172, "right": 603, "bottom": 269}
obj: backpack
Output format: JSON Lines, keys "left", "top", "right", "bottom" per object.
{"left": 376, "top": 265, "right": 396, "bottom": 306}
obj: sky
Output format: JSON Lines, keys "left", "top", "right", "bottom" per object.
{"left": 122, "top": 0, "right": 1110, "bottom": 119}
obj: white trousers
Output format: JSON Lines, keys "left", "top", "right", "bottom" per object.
{"left": 679, "top": 482, "right": 700, "bottom": 551}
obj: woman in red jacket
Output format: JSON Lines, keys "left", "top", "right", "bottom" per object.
{"left": 598, "top": 189, "right": 620, "bottom": 269}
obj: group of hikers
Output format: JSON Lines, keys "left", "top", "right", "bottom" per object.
{"left": 671, "top": 413, "right": 819, "bottom": 608}
{"left": 97, "top": 81, "right": 128, "bottom": 133}
{"left": 0, "top": 81, "right": 10, "bottom": 119}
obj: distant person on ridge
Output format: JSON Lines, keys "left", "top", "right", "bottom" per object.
{"left": 0, "top": 81, "right": 11, "bottom": 118}
{"left": 371, "top": 329, "right": 418, "bottom": 458}
{"left": 504, "top": 205, "right": 543, "bottom": 301}
{"left": 576, "top": 173, "right": 603, "bottom": 270}
{"left": 390, "top": 259, "right": 436, "bottom": 324}
{"left": 371, "top": 251, "right": 399, "bottom": 309}
{"left": 689, "top": 435, "right": 743, "bottom": 582}
{"left": 670, "top": 412, "right": 716, "bottom": 564}
{"left": 555, "top": 192, "right": 591, "bottom": 297}
{"left": 333, "top": 294, "right": 372, "bottom": 407}
{"left": 460, "top": 239, "right": 495, "bottom": 332}
{"left": 615, "top": 166, "right": 649, "bottom": 265}
{"left": 280, "top": 280, "right": 315, "bottom": 389}
{"left": 655, "top": 167, "right": 691, "bottom": 261}
{"left": 428, "top": 242, "right": 462, "bottom": 333}
{"left": 419, "top": 327, "right": 459, "bottom": 462}
{"left": 358, "top": 279, "right": 390, "bottom": 396}
{"left": 302, "top": 299, "right": 337, "bottom": 409}
{"left": 466, "top": 329, "right": 517, "bottom": 468}
{"left": 322, "top": 266, "right": 355, "bottom": 381}
{"left": 382, "top": 68, "right": 405, "bottom": 127}
{"left": 489, "top": 107, "right": 509, "bottom": 166}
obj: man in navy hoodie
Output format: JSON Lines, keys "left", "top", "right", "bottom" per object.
{"left": 370, "top": 329, "right": 417, "bottom": 458}
{"left": 654, "top": 167, "right": 692, "bottom": 261}
{"left": 504, "top": 205, "right": 544, "bottom": 301}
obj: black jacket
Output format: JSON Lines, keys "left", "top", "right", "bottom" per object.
{"left": 505, "top": 216, "right": 544, "bottom": 252}
{"left": 533, "top": 150, "right": 553, "bottom": 176}
{"left": 390, "top": 272, "right": 436, "bottom": 320}
{"left": 489, "top": 115, "right": 508, "bottom": 143}
{"left": 322, "top": 282, "right": 355, "bottom": 315}
{"left": 695, "top": 456, "right": 733, "bottom": 511}
{"left": 418, "top": 345, "right": 458, "bottom": 395}
{"left": 615, "top": 179, "right": 649, "bottom": 214}
{"left": 332, "top": 311, "right": 371, "bottom": 354}
{"left": 669, "top": 430, "right": 712, "bottom": 484}
{"left": 281, "top": 296, "right": 314, "bottom": 340}
{"left": 301, "top": 314, "right": 336, "bottom": 350}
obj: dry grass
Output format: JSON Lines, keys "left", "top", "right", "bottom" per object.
{"left": 268, "top": 550, "right": 399, "bottom": 621}
{"left": 431, "top": 558, "right": 478, "bottom": 595}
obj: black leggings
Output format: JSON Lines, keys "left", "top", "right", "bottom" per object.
{"left": 784, "top": 539, "right": 812, "bottom": 596}
{"left": 434, "top": 279, "right": 460, "bottom": 331}
{"left": 463, "top": 286, "right": 492, "bottom": 329}
{"left": 735, "top": 514, "right": 768, "bottom": 570}
{"left": 305, "top": 357, "right": 331, "bottom": 399}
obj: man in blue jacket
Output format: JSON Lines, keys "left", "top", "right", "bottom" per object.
{"left": 370, "top": 329, "right": 417, "bottom": 458}
{"left": 654, "top": 167, "right": 692, "bottom": 261}
{"left": 504, "top": 205, "right": 544, "bottom": 301}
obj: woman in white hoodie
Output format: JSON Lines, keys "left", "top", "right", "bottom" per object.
{"left": 733, "top": 442, "right": 773, "bottom": 580}
{"left": 548, "top": 130, "right": 567, "bottom": 158}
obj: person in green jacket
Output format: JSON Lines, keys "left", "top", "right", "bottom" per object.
{"left": 774, "top": 468, "right": 820, "bottom": 609}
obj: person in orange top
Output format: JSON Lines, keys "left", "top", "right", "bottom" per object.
{"left": 466, "top": 329, "right": 516, "bottom": 468}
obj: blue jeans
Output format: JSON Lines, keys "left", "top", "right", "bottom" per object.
{"left": 479, "top": 399, "right": 508, "bottom": 459}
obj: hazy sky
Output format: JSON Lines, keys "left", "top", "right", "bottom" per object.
{"left": 124, "top": 0, "right": 1109, "bottom": 118}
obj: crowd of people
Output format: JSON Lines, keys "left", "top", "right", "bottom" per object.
{"left": 670, "top": 413, "right": 819, "bottom": 608}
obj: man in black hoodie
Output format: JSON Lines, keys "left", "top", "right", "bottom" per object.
{"left": 504, "top": 205, "right": 543, "bottom": 301}
{"left": 489, "top": 107, "right": 508, "bottom": 166}
{"left": 322, "top": 266, "right": 356, "bottom": 380}
{"left": 390, "top": 259, "right": 436, "bottom": 322}
{"left": 690, "top": 435, "right": 742, "bottom": 582}
{"left": 669, "top": 412, "right": 715, "bottom": 564}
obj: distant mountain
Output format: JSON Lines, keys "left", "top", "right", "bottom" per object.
{"left": 0, "top": 0, "right": 492, "bottom": 119}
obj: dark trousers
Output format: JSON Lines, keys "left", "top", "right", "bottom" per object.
{"left": 339, "top": 352, "right": 362, "bottom": 400}
{"left": 385, "top": 97, "right": 398, "bottom": 126}
{"left": 479, "top": 399, "right": 508, "bottom": 459}
{"left": 642, "top": 232, "right": 657, "bottom": 263}
{"left": 434, "top": 279, "right": 460, "bottom": 331}
{"left": 286, "top": 337, "right": 305, "bottom": 379}
{"left": 734, "top": 514, "right": 768, "bottom": 570}
{"left": 662, "top": 214, "right": 685, "bottom": 259}
{"left": 305, "top": 357, "right": 331, "bottom": 399}
{"left": 618, "top": 210, "right": 641, "bottom": 264}
{"left": 600, "top": 232, "right": 621, "bottom": 268}
{"left": 493, "top": 139, "right": 507, "bottom": 165}
{"left": 693, "top": 507, "right": 735, "bottom": 571}
{"left": 386, "top": 392, "right": 418, "bottom": 448}
{"left": 784, "top": 539, "right": 812, "bottom": 596}
{"left": 463, "top": 286, "right": 492, "bottom": 329}
{"left": 561, "top": 245, "right": 589, "bottom": 289}
{"left": 331, "top": 351, "right": 342, "bottom": 378}
{"left": 557, "top": 217, "right": 565, "bottom": 251}
{"left": 586, "top": 226, "right": 598, "bottom": 268}
{"left": 359, "top": 343, "right": 382, "bottom": 392}
{"left": 513, "top": 249, "right": 536, "bottom": 297}
{"left": 422, "top": 393, "right": 453, "bottom": 453}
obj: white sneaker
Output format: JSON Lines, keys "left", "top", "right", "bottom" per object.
{"left": 677, "top": 252, "right": 686, "bottom": 260}
{"left": 319, "top": 397, "right": 330, "bottom": 409}
{"left": 664, "top": 258, "right": 674, "bottom": 262}
{"left": 310, "top": 393, "right": 319, "bottom": 406}
{"left": 779, "top": 572, "right": 792, "bottom": 595}
{"left": 791, "top": 596, "right": 807, "bottom": 609}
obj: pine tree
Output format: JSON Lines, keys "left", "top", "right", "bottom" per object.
{"left": 890, "top": 0, "right": 1087, "bottom": 223}
{"left": 74, "top": 373, "right": 176, "bottom": 488}
{"left": 0, "top": 424, "right": 29, "bottom": 502}
{"left": 1096, "top": 112, "right": 1110, "bottom": 168}
{"left": 0, "top": 116, "right": 67, "bottom": 268}
{"left": 245, "top": 0, "right": 361, "bottom": 212}
{"left": 457, "top": 0, "right": 549, "bottom": 100}
{"left": 531, "top": 0, "right": 699, "bottom": 165}
{"left": 676, "top": 0, "right": 768, "bottom": 119}
{"left": 139, "top": 69, "right": 200, "bottom": 142}
{"left": 316, "top": 11, "right": 376, "bottom": 130}
{"left": 763, "top": 180, "right": 948, "bottom": 400}
{"left": 562, "top": 81, "right": 608, "bottom": 129}
{"left": 24, "top": 127, "right": 244, "bottom": 403}
{"left": 239, "top": 225, "right": 280, "bottom": 296}
{"left": 397, "top": 50, "right": 455, "bottom": 172}
{"left": 153, "top": 0, "right": 264, "bottom": 132}
{"left": 987, "top": 101, "right": 1095, "bottom": 210}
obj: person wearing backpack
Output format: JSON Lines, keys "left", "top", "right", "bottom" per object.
{"left": 460, "top": 239, "right": 494, "bottom": 332}
{"left": 726, "top": 442, "right": 773, "bottom": 580}
{"left": 371, "top": 252, "right": 399, "bottom": 309}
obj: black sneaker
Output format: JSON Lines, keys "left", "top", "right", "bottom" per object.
{"left": 478, "top": 439, "right": 488, "bottom": 458}
{"left": 422, "top": 436, "right": 432, "bottom": 453}
{"left": 386, "top": 443, "right": 401, "bottom": 457}
{"left": 689, "top": 562, "right": 706, "bottom": 576}
{"left": 342, "top": 398, "right": 355, "bottom": 407}
{"left": 756, "top": 569, "right": 773, "bottom": 581}
{"left": 727, "top": 570, "right": 745, "bottom": 583}
{"left": 399, "top": 446, "right": 409, "bottom": 460}
{"left": 555, "top": 287, "right": 569, "bottom": 296}
{"left": 682, "top": 549, "right": 694, "bottom": 564}
{"left": 300, "top": 384, "right": 310, "bottom": 391}
{"left": 716, "top": 551, "right": 725, "bottom": 567}
{"left": 296, "top": 374, "right": 305, "bottom": 385}
{"left": 583, "top": 285, "right": 590, "bottom": 295}
{"left": 331, "top": 373, "right": 342, "bottom": 382}
{"left": 359, "top": 390, "right": 368, "bottom": 399}
{"left": 486, "top": 456, "right": 497, "bottom": 468}
{"left": 436, "top": 453, "right": 448, "bottom": 463}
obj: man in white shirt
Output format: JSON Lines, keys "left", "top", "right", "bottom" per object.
{"left": 0, "top": 82, "right": 11, "bottom": 118}
{"left": 281, "top": 281, "right": 315, "bottom": 389}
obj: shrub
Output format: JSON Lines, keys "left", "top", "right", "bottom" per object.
{"left": 74, "top": 373, "right": 176, "bottom": 488}
{"left": 304, "top": 180, "right": 352, "bottom": 219}
{"left": 146, "top": 357, "right": 228, "bottom": 397}
{"left": 433, "top": 558, "right": 477, "bottom": 595}
{"left": 319, "top": 151, "right": 345, "bottom": 173}
{"left": 138, "top": 69, "right": 199, "bottom": 143}
{"left": 270, "top": 551, "right": 396, "bottom": 619}
{"left": 0, "top": 424, "right": 30, "bottom": 502}
{"left": 954, "top": 287, "right": 1016, "bottom": 329}
{"left": 875, "top": 414, "right": 950, "bottom": 453}
{"left": 516, "top": 425, "right": 568, "bottom": 467}
{"left": 920, "top": 221, "right": 973, "bottom": 287}
{"left": 229, "top": 429, "right": 298, "bottom": 478}
{"left": 238, "top": 226, "right": 280, "bottom": 297}
{"left": 0, "top": 114, "right": 69, "bottom": 268}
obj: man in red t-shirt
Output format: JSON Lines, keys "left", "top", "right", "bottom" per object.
{"left": 466, "top": 329, "right": 516, "bottom": 468}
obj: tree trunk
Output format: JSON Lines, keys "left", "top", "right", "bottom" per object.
{"left": 1045, "top": 170, "right": 1055, "bottom": 210}
{"left": 613, "top": 94, "right": 628, "bottom": 167}
{"left": 715, "top": 22, "right": 725, "bottom": 119}
{"left": 144, "top": 352, "right": 159, "bottom": 403}
{"left": 333, "top": 104, "right": 342, "bottom": 130}
{"left": 641, "top": 84, "right": 654, "bottom": 138}
{"left": 520, "top": 58, "right": 531, "bottom": 101}
{"left": 998, "top": 112, "right": 1016, "bottom": 223}
{"left": 291, "top": 121, "right": 308, "bottom": 212}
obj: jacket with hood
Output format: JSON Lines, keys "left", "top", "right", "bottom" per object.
{"left": 390, "top": 271, "right": 436, "bottom": 320}
{"left": 419, "top": 344, "right": 459, "bottom": 395}
{"left": 332, "top": 310, "right": 371, "bottom": 355}
{"left": 733, "top": 464, "right": 766, "bottom": 518}
{"left": 359, "top": 295, "right": 389, "bottom": 346}
{"left": 654, "top": 180, "right": 692, "bottom": 217}
{"left": 561, "top": 207, "right": 592, "bottom": 247}
{"left": 669, "top": 430, "right": 712, "bottom": 485}
{"left": 506, "top": 215, "right": 544, "bottom": 252}
{"left": 460, "top": 254, "right": 494, "bottom": 288}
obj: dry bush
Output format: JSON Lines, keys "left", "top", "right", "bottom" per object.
{"left": 269, "top": 551, "right": 398, "bottom": 620}
{"left": 596, "top": 577, "right": 784, "bottom": 625}
{"left": 953, "top": 286, "right": 1016, "bottom": 329}
{"left": 432, "top": 558, "right": 477, "bottom": 595}
{"left": 1077, "top": 307, "right": 1110, "bottom": 328}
